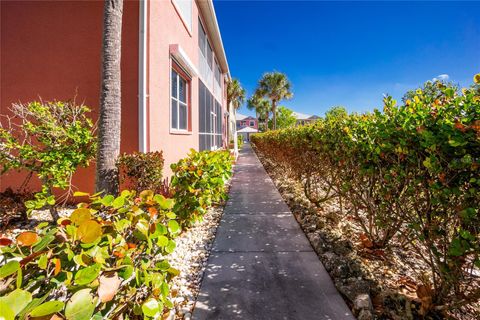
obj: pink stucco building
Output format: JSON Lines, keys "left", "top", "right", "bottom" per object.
{"left": 0, "top": 0, "right": 232, "bottom": 193}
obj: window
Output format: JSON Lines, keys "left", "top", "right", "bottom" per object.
{"left": 198, "top": 21, "right": 206, "bottom": 57}
{"left": 172, "top": 0, "right": 192, "bottom": 32}
{"left": 199, "top": 80, "right": 223, "bottom": 151}
{"left": 198, "top": 19, "right": 214, "bottom": 89}
{"left": 249, "top": 120, "right": 255, "bottom": 127}
{"left": 214, "top": 61, "right": 221, "bottom": 85}
{"left": 171, "top": 66, "right": 190, "bottom": 131}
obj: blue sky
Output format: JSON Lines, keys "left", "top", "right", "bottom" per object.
{"left": 214, "top": 1, "right": 480, "bottom": 116}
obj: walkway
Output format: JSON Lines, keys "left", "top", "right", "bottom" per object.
{"left": 192, "top": 144, "right": 354, "bottom": 320}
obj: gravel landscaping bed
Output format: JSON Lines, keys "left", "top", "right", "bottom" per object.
{"left": 168, "top": 205, "right": 225, "bottom": 320}
{"left": 253, "top": 145, "right": 479, "bottom": 320}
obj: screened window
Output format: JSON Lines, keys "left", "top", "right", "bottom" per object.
{"left": 199, "top": 21, "right": 213, "bottom": 68}
{"left": 199, "top": 21, "right": 207, "bottom": 57}
{"left": 249, "top": 120, "right": 255, "bottom": 127}
{"left": 199, "top": 80, "right": 223, "bottom": 151}
{"left": 172, "top": 0, "right": 192, "bottom": 31}
{"left": 171, "top": 68, "right": 189, "bottom": 131}
{"left": 215, "top": 61, "right": 221, "bottom": 84}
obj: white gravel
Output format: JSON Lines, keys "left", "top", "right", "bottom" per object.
{"left": 167, "top": 205, "right": 224, "bottom": 320}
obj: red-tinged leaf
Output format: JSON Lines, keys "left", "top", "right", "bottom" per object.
{"left": 97, "top": 272, "right": 121, "bottom": 303}
{"left": 148, "top": 207, "right": 158, "bottom": 218}
{"left": 54, "top": 258, "right": 61, "bottom": 276}
{"left": 359, "top": 234, "right": 374, "bottom": 249}
{"left": 127, "top": 243, "right": 137, "bottom": 249}
{"left": 0, "top": 238, "right": 13, "bottom": 246}
{"left": 20, "top": 251, "right": 47, "bottom": 266}
{"left": 59, "top": 219, "right": 72, "bottom": 227}
{"left": 112, "top": 251, "right": 124, "bottom": 258}
{"left": 17, "top": 232, "right": 39, "bottom": 247}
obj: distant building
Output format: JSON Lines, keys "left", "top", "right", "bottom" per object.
{"left": 292, "top": 111, "right": 320, "bottom": 126}
{"left": 235, "top": 113, "right": 258, "bottom": 142}
{"left": 236, "top": 113, "right": 258, "bottom": 130}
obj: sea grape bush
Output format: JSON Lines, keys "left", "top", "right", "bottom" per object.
{"left": 0, "top": 100, "right": 96, "bottom": 218}
{"left": 117, "top": 151, "right": 165, "bottom": 193}
{"left": 251, "top": 76, "right": 480, "bottom": 313}
{"left": 0, "top": 190, "right": 180, "bottom": 320}
{"left": 171, "top": 149, "right": 233, "bottom": 226}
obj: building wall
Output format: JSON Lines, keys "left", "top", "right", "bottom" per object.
{"left": 0, "top": 0, "right": 229, "bottom": 194}
{"left": 147, "top": 0, "right": 228, "bottom": 177}
{"left": 0, "top": 0, "right": 139, "bottom": 193}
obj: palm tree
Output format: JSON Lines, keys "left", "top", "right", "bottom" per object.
{"left": 247, "top": 95, "right": 271, "bottom": 131}
{"left": 227, "top": 78, "right": 246, "bottom": 110}
{"left": 95, "top": 0, "right": 124, "bottom": 195}
{"left": 256, "top": 72, "right": 293, "bottom": 130}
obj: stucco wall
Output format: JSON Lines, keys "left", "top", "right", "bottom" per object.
{"left": 147, "top": 0, "right": 228, "bottom": 177}
{"left": 0, "top": 0, "right": 139, "bottom": 193}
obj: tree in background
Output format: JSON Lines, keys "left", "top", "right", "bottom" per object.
{"left": 325, "top": 106, "right": 348, "bottom": 121}
{"left": 247, "top": 94, "right": 271, "bottom": 131}
{"left": 268, "top": 106, "right": 296, "bottom": 129}
{"left": 96, "top": 0, "right": 124, "bottom": 195}
{"left": 227, "top": 78, "right": 246, "bottom": 110}
{"left": 402, "top": 80, "right": 459, "bottom": 104}
{"left": 255, "top": 72, "right": 293, "bottom": 130}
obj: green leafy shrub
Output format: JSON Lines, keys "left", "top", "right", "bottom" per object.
{"left": 251, "top": 76, "right": 480, "bottom": 313}
{"left": 117, "top": 151, "right": 164, "bottom": 193}
{"left": 170, "top": 149, "right": 233, "bottom": 226}
{"left": 237, "top": 135, "right": 244, "bottom": 148}
{"left": 0, "top": 100, "right": 96, "bottom": 218}
{"left": 0, "top": 190, "right": 180, "bottom": 319}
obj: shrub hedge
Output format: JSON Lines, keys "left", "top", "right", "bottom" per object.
{"left": 0, "top": 100, "right": 96, "bottom": 218}
{"left": 0, "top": 148, "right": 234, "bottom": 319}
{"left": 117, "top": 151, "right": 165, "bottom": 193}
{"left": 0, "top": 190, "right": 179, "bottom": 319}
{"left": 251, "top": 79, "right": 480, "bottom": 313}
{"left": 171, "top": 149, "right": 233, "bottom": 227}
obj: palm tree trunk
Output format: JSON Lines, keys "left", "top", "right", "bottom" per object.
{"left": 95, "top": 0, "right": 124, "bottom": 195}
{"left": 272, "top": 100, "right": 277, "bottom": 130}
{"left": 265, "top": 112, "right": 269, "bottom": 131}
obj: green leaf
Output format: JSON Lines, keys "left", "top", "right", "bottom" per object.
{"left": 30, "top": 300, "right": 65, "bottom": 317}
{"left": 75, "top": 263, "right": 101, "bottom": 285}
{"left": 112, "top": 196, "right": 125, "bottom": 209}
{"left": 0, "top": 289, "right": 32, "bottom": 316}
{"left": 165, "top": 240, "right": 176, "bottom": 254}
{"left": 167, "top": 220, "right": 180, "bottom": 234}
{"left": 157, "top": 235, "right": 169, "bottom": 247}
{"left": 0, "top": 260, "right": 20, "bottom": 279}
{"left": 0, "top": 301, "right": 14, "bottom": 320}
{"left": 101, "top": 195, "right": 115, "bottom": 206}
{"left": 38, "top": 255, "right": 48, "bottom": 270}
{"left": 154, "top": 195, "right": 175, "bottom": 210}
{"left": 65, "top": 289, "right": 97, "bottom": 320}
{"left": 33, "top": 234, "right": 55, "bottom": 252}
{"left": 142, "top": 298, "right": 160, "bottom": 317}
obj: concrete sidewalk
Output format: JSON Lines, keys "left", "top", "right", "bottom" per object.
{"left": 192, "top": 144, "right": 355, "bottom": 320}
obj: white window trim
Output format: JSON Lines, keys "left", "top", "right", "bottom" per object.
{"left": 170, "top": 65, "right": 190, "bottom": 134}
